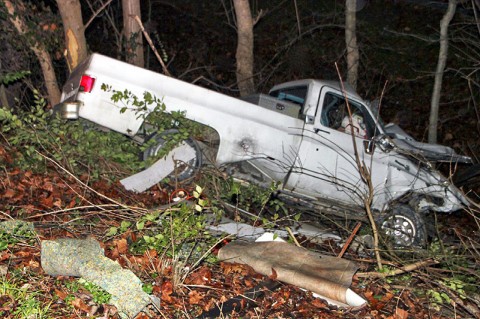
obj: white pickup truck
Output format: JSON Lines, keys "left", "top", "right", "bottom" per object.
{"left": 56, "top": 53, "right": 471, "bottom": 247}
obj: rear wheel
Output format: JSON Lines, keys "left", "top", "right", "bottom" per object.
{"left": 380, "top": 205, "right": 427, "bottom": 247}
{"left": 143, "top": 129, "right": 203, "bottom": 182}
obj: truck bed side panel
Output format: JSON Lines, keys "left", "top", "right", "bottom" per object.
{"left": 65, "top": 54, "right": 305, "bottom": 168}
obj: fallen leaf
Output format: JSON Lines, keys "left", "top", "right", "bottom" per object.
{"left": 53, "top": 198, "right": 62, "bottom": 208}
{"left": 395, "top": 307, "right": 408, "bottom": 319}
{"left": 311, "top": 298, "right": 327, "bottom": 308}
{"left": 221, "top": 262, "right": 254, "bottom": 276}
{"left": 55, "top": 288, "right": 68, "bottom": 300}
{"left": 186, "top": 266, "right": 211, "bottom": 285}
{"left": 115, "top": 238, "right": 128, "bottom": 254}
{"left": 71, "top": 297, "right": 91, "bottom": 313}
{"left": 188, "top": 290, "right": 204, "bottom": 305}
{"left": 3, "top": 189, "right": 15, "bottom": 198}
{"left": 161, "top": 281, "right": 173, "bottom": 303}
{"left": 40, "top": 195, "right": 54, "bottom": 208}
{"left": 269, "top": 268, "right": 278, "bottom": 280}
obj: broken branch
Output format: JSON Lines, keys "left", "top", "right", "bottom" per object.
{"left": 338, "top": 222, "right": 362, "bottom": 258}
{"left": 134, "top": 15, "right": 172, "bottom": 77}
{"left": 356, "top": 259, "right": 439, "bottom": 279}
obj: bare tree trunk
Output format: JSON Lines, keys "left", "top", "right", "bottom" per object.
{"left": 56, "top": 0, "right": 88, "bottom": 71}
{"left": 4, "top": 0, "right": 61, "bottom": 107}
{"left": 428, "top": 0, "right": 457, "bottom": 144}
{"left": 122, "top": 0, "right": 144, "bottom": 67}
{"left": 0, "top": 85, "right": 10, "bottom": 110}
{"left": 233, "top": 0, "right": 255, "bottom": 97}
{"left": 345, "top": 0, "right": 359, "bottom": 90}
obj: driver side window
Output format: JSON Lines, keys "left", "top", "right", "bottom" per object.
{"left": 320, "top": 93, "right": 375, "bottom": 139}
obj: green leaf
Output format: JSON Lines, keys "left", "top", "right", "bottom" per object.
{"left": 120, "top": 221, "right": 131, "bottom": 231}
{"left": 136, "top": 220, "right": 145, "bottom": 230}
{"left": 106, "top": 227, "right": 118, "bottom": 237}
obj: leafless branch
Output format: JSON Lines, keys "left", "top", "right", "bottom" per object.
{"left": 84, "top": 0, "right": 114, "bottom": 30}
{"left": 472, "top": 0, "right": 480, "bottom": 35}
{"left": 134, "top": 15, "right": 171, "bottom": 76}
{"left": 383, "top": 27, "right": 437, "bottom": 43}
{"left": 356, "top": 259, "right": 439, "bottom": 278}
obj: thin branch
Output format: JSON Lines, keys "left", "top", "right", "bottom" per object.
{"left": 293, "top": 0, "right": 301, "bottom": 37}
{"left": 337, "top": 222, "right": 362, "bottom": 258}
{"left": 84, "top": 0, "right": 114, "bottom": 30}
{"left": 383, "top": 27, "right": 437, "bottom": 43}
{"left": 134, "top": 15, "right": 172, "bottom": 76}
{"left": 285, "top": 226, "right": 301, "bottom": 247}
{"left": 335, "top": 62, "right": 383, "bottom": 270}
{"left": 35, "top": 150, "right": 139, "bottom": 212}
{"left": 472, "top": 0, "right": 480, "bottom": 36}
{"left": 356, "top": 259, "right": 439, "bottom": 278}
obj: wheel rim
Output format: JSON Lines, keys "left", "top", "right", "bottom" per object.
{"left": 381, "top": 214, "right": 416, "bottom": 247}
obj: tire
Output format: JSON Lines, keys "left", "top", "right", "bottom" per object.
{"left": 142, "top": 129, "right": 202, "bottom": 182}
{"left": 379, "top": 205, "right": 427, "bottom": 248}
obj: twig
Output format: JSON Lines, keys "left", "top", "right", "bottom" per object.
{"left": 84, "top": 0, "right": 114, "bottom": 30}
{"left": 356, "top": 259, "right": 439, "bottom": 278}
{"left": 190, "top": 234, "right": 233, "bottom": 271}
{"left": 134, "top": 15, "right": 172, "bottom": 76}
{"left": 383, "top": 27, "right": 437, "bottom": 43}
{"left": 293, "top": 0, "right": 301, "bottom": 37}
{"left": 35, "top": 150, "right": 137, "bottom": 212}
{"left": 285, "top": 226, "right": 301, "bottom": 247}
{"left": 337, "top": 222, "right": 362, "bottom": 258}
{"left": 253, "top": 9, "right": 265, "bottom": 25}
{"left": 471, "top": 0, "right": 480, "bottom": 36}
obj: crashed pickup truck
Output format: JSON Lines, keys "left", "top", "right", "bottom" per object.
{"left": 56, "top": 53, "right": 472, "bottom": 247}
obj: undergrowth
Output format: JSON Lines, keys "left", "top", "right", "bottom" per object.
{"left": 0, "top": 90, "right": 144, "bottom": 181}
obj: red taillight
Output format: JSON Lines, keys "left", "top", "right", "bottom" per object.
{"left": 79, "top": 75, "right": 95, "bottom": 93}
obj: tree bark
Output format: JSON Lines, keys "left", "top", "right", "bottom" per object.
{"left": 4, "top": 0, "right": 61, "bottom": 107}
{"left": 56, "top": 0, "right": 88, "bottom": 71}
{"left": 428, "top": 0, "right": 457, "bottom": 144}
{"left": 345, "top": 0, "right": 359, "bottom": 90}
{"left": 122, "top": 0, "right": 144, "bottom": 67}
{"left": 233, "top": 0, "right": 255, "bottom": 97}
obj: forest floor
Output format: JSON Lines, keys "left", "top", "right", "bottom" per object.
{"left": 1, "top": 1, "right": 480, "bottom": 318}
{"left": 0, "top": 143, "right": 479, "bottom": 319}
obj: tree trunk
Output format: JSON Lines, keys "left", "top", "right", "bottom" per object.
{"left": 4, "top": 0, "right": 61, "bottom": 107}
{"left": 233, "top": 0, "right": 255, "bottom": 97}
{"left": 56, "top": 0, "right": 88, "bottom": 71}
{"left": 428, "top": 0, "right": 457, "bottom": 144}
{"left": 122, "top": 0, "right": 144, "bottom": 67}
{"left": 0, "top": 85, "right": 10, "bottom": 110}
{"left": 345, "top": 0, "right": 359, "bottom": 90}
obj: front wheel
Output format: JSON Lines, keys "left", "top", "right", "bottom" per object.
{"left": 142, "top": 129, "right": 203, "bottom": 182}
{"left": 379, "top": 205, "right": 427, "bottom": 248}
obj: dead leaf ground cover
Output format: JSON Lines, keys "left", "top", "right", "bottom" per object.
{"left": 0, "top": 143, "right": 479, "bottom": 319}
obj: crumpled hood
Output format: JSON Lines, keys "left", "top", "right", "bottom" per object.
{"left": 384, "top": 123, "right": 472, "bottom": 164}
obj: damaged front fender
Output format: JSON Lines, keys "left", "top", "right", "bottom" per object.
{"left": 384, "top": 154, "right": 467, "bottom": 213}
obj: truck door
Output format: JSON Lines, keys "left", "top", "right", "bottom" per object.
{"left": 287, "top": 87, "right": 390, "bottom": 209}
